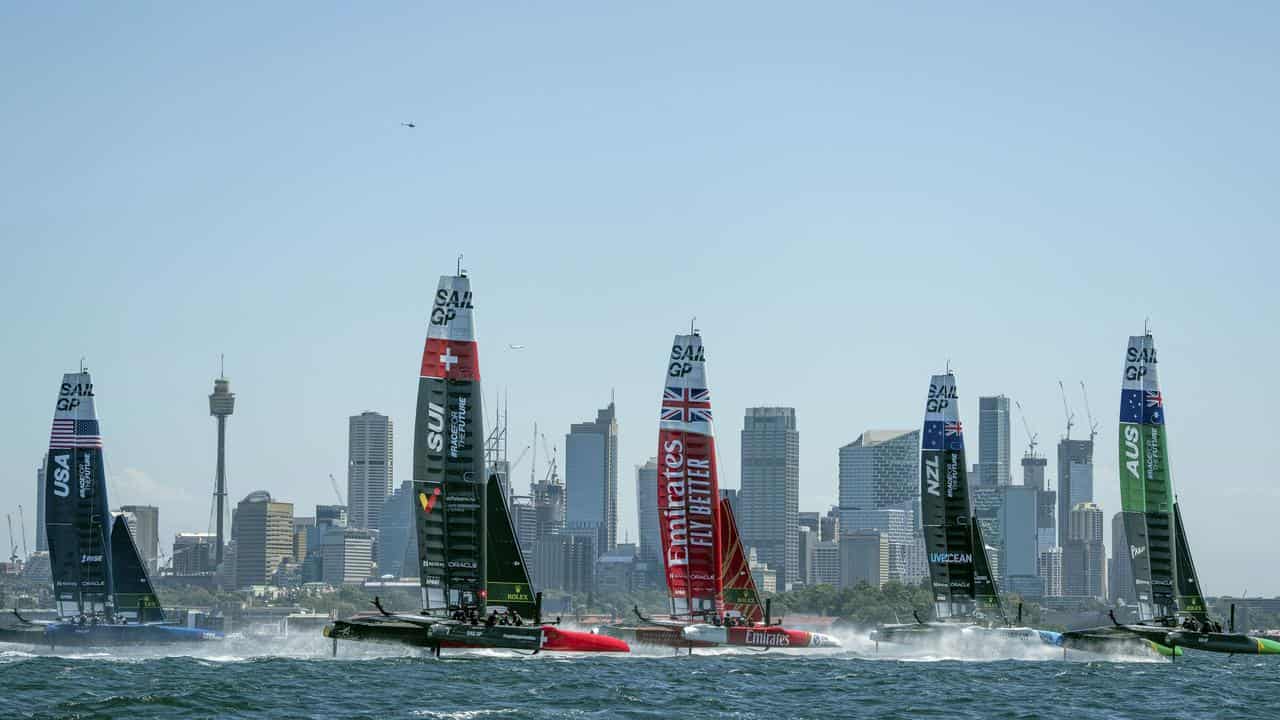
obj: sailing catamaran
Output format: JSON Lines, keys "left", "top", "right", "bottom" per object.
{"left": 322, "top": 271, "right": 627, "bottom": 655}
{"left": 871, "top": 371, "right": 1058, "bottom": 650}
{"left": 19, "top": 371, "right": 222, "bottom": 647}
{"left": 1063, "top": 332, "right": 1280, "bottom": 656}
{"left": 599, "top": 332, "right": 838, "bottom": 651}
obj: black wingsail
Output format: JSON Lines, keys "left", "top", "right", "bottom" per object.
{"left": 413, "top": 274, "right": 486, "bottom": 614}
{"left": 921, "top": 372, "right": 976, "bottom": 620}
{"left": 1172, "top": 502, "right": 1208, "bottom": 621}
{"left": 971, "top": 519, "right": 1006, "bottom": 622}
{"left": 45, "top": 372, "right": 114, "bottom": 620}
{"left": 485, "top": 474, "right": 538, "bottom": 620}
{"left": 110, "top": 515, "right": 164, "bottom": 622}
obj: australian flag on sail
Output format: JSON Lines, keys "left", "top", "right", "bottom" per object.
{"left": 1143, "top": 390, "right": 1164, "bottom": 425}
{"left": 922, "top": 421, "right": 945, "bottom": 451}
{"left": 661, "top": 387, "right": 712, "bottom": 423}
{"left": 50, "top": 419, "right": 102, "bottom": 448}
{"left": 1120, "top": 389, "right": 1143, "bottom": 423}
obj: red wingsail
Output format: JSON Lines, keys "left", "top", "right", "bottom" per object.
{"left": 657, "top": 333, "right": 723, "bottom": 617}
{"left": 719, "top": 497, "right": 764, "bottom": 623}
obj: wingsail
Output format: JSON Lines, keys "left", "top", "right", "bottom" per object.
{"left": 656, "top": 333, "right": 723, "bottom": 618}
{"left": 413, "top": 274, "right": 486, "bottom": 613}
{"left": 920, "top": 372, "right": 978, "bottom": 620}
{"left": 485, "top": 474, "right": 538, "bottom": 620}
{"left": 45, "top": 372, "right": 114, "bottom": 620}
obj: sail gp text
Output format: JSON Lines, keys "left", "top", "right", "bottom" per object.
{"left": 661, "top": 438, "right": 714, "bottom": 566}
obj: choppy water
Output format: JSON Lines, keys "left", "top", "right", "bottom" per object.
{"left": 2, "top": 632, "right": 1276, "bottom": 719}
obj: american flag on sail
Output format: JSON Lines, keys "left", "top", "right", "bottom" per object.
{"left": 661, "top": 387, "right": 712, "bottom": 423}
{"left": 50, "top": 419, "right": 102, "bottom": 449}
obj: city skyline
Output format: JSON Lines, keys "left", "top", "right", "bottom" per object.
{"left": 2, "top": 4, "right": 1278, "bottom": 595}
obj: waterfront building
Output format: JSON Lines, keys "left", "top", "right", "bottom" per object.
{"left": 119, "top": 505, "right": 160, "bottom": 575}
{"left": 812, "top": 540, "right": 841, "bottom": 586}
{"left": 377, "top": 480, "right": 417, "bottom": 579}
{"left": 977, "top": 395, "right": 1012, "bottom": 486}
{"left": 321, "top": 527, "right": 374, "bottom": 584}
{"left": 841, "top": 530, "right": 889, "bottom": 589}
{"left": 565, "top": 402, "right": 618, "bottom": 554}
{"left": 1064, "top": 501, "right": 1106, "bottom": 599}
{"left": 36, "top": 457, "right": 47, "bottom": 552}
{"left": 739, "top": 407, "right": 800, "bottom": 590}
{"left": 839, "top": 429, "right": 925, "bottom": 584}
{"left": 1039, "top": 547, "right": 1064, "bottom": 597}
{"left": 231, "top": 491, "right": 293, "bottom": 589}
{"left": 998, "top": 486, "right": 1039, "bottom": 596}
{"left": 347, "top": 411, "right": 393, "bottom": 531}
{"left": 796, "top": 525, "right": 815, "bottom": 587}
{"left": 534, "top": 533, "right": 594, "bottom": 595}
{"left": 173, "top": 532, "right": 216, "bottom": 575}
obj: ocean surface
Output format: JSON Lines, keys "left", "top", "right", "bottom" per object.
{"left": 3, "top": 632, "right": 1277, "bottom": 719}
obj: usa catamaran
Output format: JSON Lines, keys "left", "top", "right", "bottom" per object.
{"left": 323, "top": 271, "right": 627, "bottom": 655}
{"left": 871, "top": 371, "right": 1059, "bottom": 651}
{"left": 1063, "top": 331, "right": 1280, "bottom": 656}
{"left": 5, "top": 371, "right": 223, "bottom": 648}
{"left": 599, "top": 331, "right": 838, "bottom": 651}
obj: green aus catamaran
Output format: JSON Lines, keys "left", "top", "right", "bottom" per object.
{"left": 1068, "top": 331, "right": 1279, "bottom": 656}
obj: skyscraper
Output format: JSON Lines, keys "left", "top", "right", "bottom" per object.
{"left": 1022, "top": 453, "right": 1055, "bottom": 557}
{"left": 740, "top": 407, "right": 800, "bottom": 590}
{"left": 1039, "top": 547, "right": 1063, "bottom": 597}
{"left": 998, "top": 486, "right": 1039, "bottom": 597}
{"left": 636, "top": 459, "right": 660, "bottom": 578}
{"left": 1064, "top": 501, "right": 1106, "bottom": 599}
{"left": 35, "top": 456, "right": 47, "bottom": 553}
{"left": 977, "top": 396, "right": 1012, "bottom": 486}
{"left": 209, "top": 369, "right": 235, "bottom": 567}
{"left": 565, "top": 401, "right": 618, "bottom": 553}
{"left": 838, "top": 429, "right": 924, "bottom": 584}
{"left": 1109, "top": 512, "right": 1136, "bottom": 605}
{"left": 231, "top": 491, "right": 293, "bottom": 589}
{"left": 377, "top": 480, "right": 417, "bottom": 579}
{"left": 119, "top": 505, "right": 159, "bottom": 575}
{"left": 347, "top": 411, "right": 394, "bottom": 531}
{"left": 1056, "top": 438, "right": 1093, "bottom": 547}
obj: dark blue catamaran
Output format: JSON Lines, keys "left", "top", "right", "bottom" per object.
{"left": 26, "top": 370, "right": 222, "bottom": 648}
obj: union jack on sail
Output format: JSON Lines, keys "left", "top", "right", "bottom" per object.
{"left": 661, "top": 386, "right": 712, "bottom": 423}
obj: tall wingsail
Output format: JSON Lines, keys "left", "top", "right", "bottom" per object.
{"left": 110, "top": 515, "right": 164, "bottom": 622}
{"left": 414, "top": 274, "right": 486, "bottom": 613}
{"left": 485, "top": 474, "right": 538, "bottom": 620}
{"left": 921, "top": 372, "right": 976, "bottom": 620}
{"left": 1118, "top": 334, "right": 1176, "bottom": 619}
{"left": 718, "top": 497, "right": 764, "bottom": 623}
{"left": 45, "top": 372, "right": 114, "bottom": 619}
{"left": 657, "top": 333, "right": 723, "bottom": 618}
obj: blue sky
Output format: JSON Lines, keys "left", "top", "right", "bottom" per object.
{"left": 2, "top": 3, "right": 1276, "bottom": 594}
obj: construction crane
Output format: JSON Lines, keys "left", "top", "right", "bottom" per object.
{"left": 6, "top": 514, "right": 17, "bottom": 564}
{"left": 508, "top": 444, "right": 532, "bottom": 475}
{"left": 1079, "top": 381, "right": 1099, "bottom": 444}
{"left": 1058, "top": 380, "right": 1075, "bottom": 440}
{"left": 1015, "top": 401, "right": 1038, "bottom": 458}
{"left": 540, "top": 433, "right": 560, "bottom": 484}
{"left": 18, "top": 505, "right": 28, "bottom": 558}
{"left": 328, "top": 473, "right": 346, "bottom": 505}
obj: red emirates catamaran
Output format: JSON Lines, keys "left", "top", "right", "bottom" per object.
{"left": 598, "top": 330, "right": 838, "bottom": 651}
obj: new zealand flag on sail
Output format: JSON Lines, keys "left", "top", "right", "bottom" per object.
{"left": 922, "top": 421, "right": 945, "bottom": 451}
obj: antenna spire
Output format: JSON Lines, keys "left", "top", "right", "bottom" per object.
{"left": 1144, "top": 316, "right": 1151, "bottom": 336}
{"left": 219, "top": 353, "right": 225, "bottom": 378}
{"left": 79, "top": 356, "right": 85, "bottom": 373}
{"left": 457, "top": 254, "right": 465, "bottom": 276}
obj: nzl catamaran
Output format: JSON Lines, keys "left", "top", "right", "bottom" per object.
{"left": 598, "top": 331, "right": 838, "bottom": 651}
{"left": 871, "top": 371, "right": 1059, "bottom": 651}
{"left": 1064, "top": 331, "right": 1280, "bottom": 656}
{"left": 7, "top": 371, "right": 223, "bottom": 648}
{"left": 323, "top": 271, "right": 627, "bottom": 655}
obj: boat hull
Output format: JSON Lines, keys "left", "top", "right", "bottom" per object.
{"left": 1118, "top": 624, "right": 1280, "bottom": 655}
{"left": 870, "top": 622, "right": 1059, "bottom": 650}
{"left": 597, "top": 622, "right": 714, "bottom": 649}
{"left": 681, "top": 624, "right": 840, "bottom": 649}
{"left": 323, "top": 615, "right": 628, "bottom": 653}
{"left": 43, "top": 622, "right": 222, "bottom": 647}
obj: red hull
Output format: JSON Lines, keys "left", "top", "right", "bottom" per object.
{"left": 540, "top": 625, "right": 630, "bottom": 652}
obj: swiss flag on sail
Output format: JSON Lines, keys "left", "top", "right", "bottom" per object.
{"left": 420, "top": 338, "right": 480, "bottom": 380}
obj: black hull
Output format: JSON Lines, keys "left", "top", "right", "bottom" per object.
{"left": 1119, "top": 624, "right": 1280, "bottom": 655}
{"left": 324, "top": 616, "right": 542, "bottom": 651}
